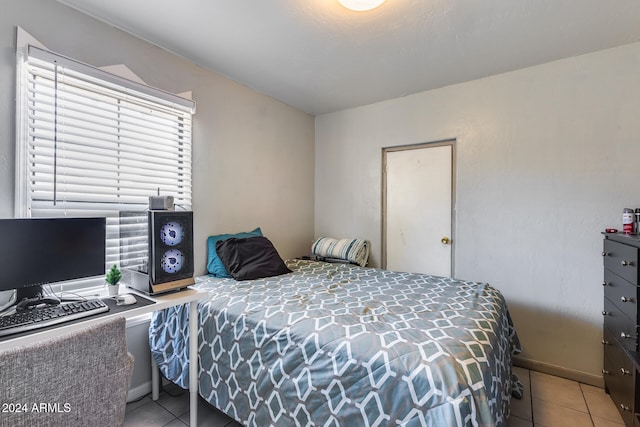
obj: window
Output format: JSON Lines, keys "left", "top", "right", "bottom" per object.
{"left": 16, "top": 45, "right": 195, "bottom": 281}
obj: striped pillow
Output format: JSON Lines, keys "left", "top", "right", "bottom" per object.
{"left": 311, "top": 237, "right": 370, "bottom": 267}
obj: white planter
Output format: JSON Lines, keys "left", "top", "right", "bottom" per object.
{"left": 107, "top": 283, "right": 120, "bottom": 296}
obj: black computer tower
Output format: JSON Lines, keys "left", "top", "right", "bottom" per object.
{"left": 121, "top": 210, "right": 195, "bottom": 295}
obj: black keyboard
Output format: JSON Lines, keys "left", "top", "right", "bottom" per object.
{"left": 0, "top": 299, "right": 109, "bottom": 337}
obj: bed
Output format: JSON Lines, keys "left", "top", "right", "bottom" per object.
{"left": 150, "top": 258, "right": 521, "bottom": 426}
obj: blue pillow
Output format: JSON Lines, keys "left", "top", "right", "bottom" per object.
{"left": 207, "top": 227, "right": 262, "bottom": 277}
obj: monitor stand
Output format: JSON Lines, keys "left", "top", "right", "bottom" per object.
{"left": 16, "top": 285, "right": 43, "bottom": 302}
{"left": 14, "top": 286, "right": 60, "bottom": 311}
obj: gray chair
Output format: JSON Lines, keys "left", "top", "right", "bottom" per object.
{"left": 0, "top": 316, "right": 134, "bottom": 427}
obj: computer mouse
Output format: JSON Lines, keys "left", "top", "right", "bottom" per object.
{"left": 115, "top": 294, "right": 137, "bottom": 306}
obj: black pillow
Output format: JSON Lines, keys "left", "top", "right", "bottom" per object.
{"left": 215, "top": 236, "right": 291, "bottom": 281}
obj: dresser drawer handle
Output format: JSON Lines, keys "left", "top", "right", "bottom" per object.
{"left": 620, "top": 403, "right": 631, "bottom": 412}
{"left": 621, "top": 332, "right": 633, "bottom": 339}
{"left": 621, "top": 367, "right": 631, "bottom": 375}
{"left": 602, "top": 251, "right": 609, "bottom": 257}
{"left": 602, "top": 311, "right": 610, "bottom": 316}
{"left": 602, "top": 369, "right": 610, "bottom": 375}
{"left": 621, "top": 260, "right": 633, "bottom": 267}
{"left": 601, "top": 339, "right": 609, "bottom": 345}
{"left": 602, "top": 281, "right": 609, "bottom": 287}
{"left": 621, "top": 296, "right": 632, "bottom": 303}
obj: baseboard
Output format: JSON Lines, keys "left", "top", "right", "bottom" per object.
{"left": 513, "top": 355, "right": 603, "bottom": 388}
{"left": 127, "top": 380, "right": 152, "bottom": 402}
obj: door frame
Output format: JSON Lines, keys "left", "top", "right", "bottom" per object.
{"left": 381, "top": 139, "right": 457, "bottom": 274}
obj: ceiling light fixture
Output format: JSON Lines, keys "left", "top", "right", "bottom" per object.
{"left": 337, "top": 0, "right": 386, "bottom": 12}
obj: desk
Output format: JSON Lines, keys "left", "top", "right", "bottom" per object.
{"left": 0, "top": 287, "right": 208, "bottom": 427}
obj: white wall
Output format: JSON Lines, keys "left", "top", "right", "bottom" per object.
{"left": 315, "top": 42, "right": 640, "bottom": 381}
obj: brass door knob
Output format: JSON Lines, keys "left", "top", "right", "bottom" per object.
{"left": 441, "top": 237, "right": 451, "bottom": 245}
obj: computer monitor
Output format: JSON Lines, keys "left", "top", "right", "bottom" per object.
{"left": 0, "top": 217, "right": 106, "bottom": 301}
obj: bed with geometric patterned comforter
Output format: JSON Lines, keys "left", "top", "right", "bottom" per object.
{"left": 149, "top": 259, "right": 522, "bottom": 427}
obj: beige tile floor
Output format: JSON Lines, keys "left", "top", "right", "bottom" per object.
{"left": 125, "top": 367, "right": 626, "bottom": 427}
{"left": 124, "top": 383, "right": 241, "bottom": 427}
{"left": 508, "top": 367, "right": 625, "bottom": 427}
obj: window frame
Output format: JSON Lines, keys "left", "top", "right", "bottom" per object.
{"left": 14, "top": 44, "right": 196, "bottom": 294}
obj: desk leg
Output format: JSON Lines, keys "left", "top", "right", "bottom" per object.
{"left": 151, "top": 357, "right": 160, "bottom": 401}
{"left": 189, "top": 300, "right": 198, "bottom": 427}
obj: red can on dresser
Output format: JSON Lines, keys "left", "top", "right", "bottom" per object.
{"left": 623, "top": 208, "right": 635, "bottom": 234}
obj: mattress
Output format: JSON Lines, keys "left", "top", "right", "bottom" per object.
{"left": 150, "top": 259, "right": 521, "bottom": 426}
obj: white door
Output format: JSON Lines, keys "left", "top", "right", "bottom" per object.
{"left": 383, "top": 143, "right": 453, "bottom": 276}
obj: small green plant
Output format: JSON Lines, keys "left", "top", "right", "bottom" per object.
{"left": 105, "top": 264, "right": 122, "bottom": 286}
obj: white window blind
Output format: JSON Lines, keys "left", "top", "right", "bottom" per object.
{"left": 16, "top": 45, "right": 195, "bottom": 272}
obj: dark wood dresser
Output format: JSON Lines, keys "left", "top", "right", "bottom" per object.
{"left": 603, "top": 232, "right": 640, "bottom": 426}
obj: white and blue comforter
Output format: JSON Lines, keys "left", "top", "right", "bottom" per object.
{"left": 150, "top": 260, "right": 521, "bottom": 426}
